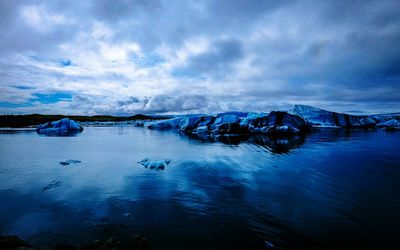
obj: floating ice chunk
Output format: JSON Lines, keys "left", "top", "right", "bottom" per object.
{"left": 144, "top": 111, "right": 310, "bottom": 136}
{"left": 138, "top": 158, "right": 171, "bottom": 170}
{"left": 137, "top": 105, "right": 399, "bottom": 141}
{"left": 370, "top": 115, "right": 387, "bottom": 123}
{"left": 148, "top": 116, "right": 215, "bottom": 134}
{"left": 377, "top": 119, "right": 400, "bottom": 131}
{"left": 289, "top": 104, "right": 376, "bottom": 128}
{"left": 60, "top": 160, "right": 81, "bottom": 165}
{"left": 134, "top": 121, "right": 145, "bottom": 127}
{"left": 37, "top": 118, "right": 83, "bottom": 136}
{"left": 148, "top": 118, "right": 182, "bottom": 130}
{"left": 179, "top": 115, "right": 213, "bottom": 133}
{"left": 376, "top": 119, "right": 400, "bottom": 128}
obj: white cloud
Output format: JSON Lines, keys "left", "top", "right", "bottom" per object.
{"left": 21, "top": 5, "right": 71, "bottom": 32}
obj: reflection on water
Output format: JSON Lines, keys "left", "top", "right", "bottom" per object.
{"left": 0, "top": 127, "right": 399, "bottom": 249}
{"left": 186, "top": 133, "right": 306, "bottom": 153}
{"left": 248, "top": 134, "right": 306, "bottom": 154}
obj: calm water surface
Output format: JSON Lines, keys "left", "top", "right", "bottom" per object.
{"left": 0, "top": 127, "right": 399, "bottom": 249}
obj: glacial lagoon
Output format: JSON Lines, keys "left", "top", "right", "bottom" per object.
{"left": 0, "top": 126, "right": 399, "bottom": 249}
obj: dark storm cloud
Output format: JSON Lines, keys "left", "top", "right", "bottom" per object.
{"left": 0, "top": 0, "right": 399, "bottom": 114}
{"left": 176, "top": 39, "right": 243, "bottom": 77}
{"left": 117, "top": 96, "right": 141, "bottom": 106}
{"left": 83, "top": 0, "right": 293, "bottom": 51}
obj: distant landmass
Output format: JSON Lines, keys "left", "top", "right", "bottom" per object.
{"left": 0, "top": 114, "right": 171, "bottom": 128}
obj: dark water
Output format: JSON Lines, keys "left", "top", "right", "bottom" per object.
{"left": 0, "top": 127, "right": 399, "bottom": 249}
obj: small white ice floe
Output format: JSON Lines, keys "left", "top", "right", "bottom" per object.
{"left": 138, "top": 158, "right": 171, "bottom": 170}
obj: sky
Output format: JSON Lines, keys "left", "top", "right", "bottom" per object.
{"left": 1, "top": 0, "right": 400, "bottom": 115}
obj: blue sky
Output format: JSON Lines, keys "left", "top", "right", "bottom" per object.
{"left": 0, "top": 0, "right": 399, "bottom": 115}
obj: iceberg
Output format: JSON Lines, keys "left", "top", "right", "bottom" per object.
{"left": 210, "top": 114, "right": 244, "bottom": 135}
{"left": 289, "top": 105, "right": 377, "bottom": 128}
{"left": 247, "top": 111, "right": 310, "bottom": 135}
{"left": 36, "top": 118, "right": 83, "bottom": 136}
{"left": 143, "top": 104, "right": 399, "bottom": 141}
{"left": 146, "top": 111, "right": 310, "bottom": 137}
{"left": 376, "top": 119, "right": 400, "bottom": 131}
{"left": 147, "top": 115, "right": 215, "bottom": 134}
{"left": 179, "top": 115, "right": 214, "bottom": 134}
{"left": 147, "top": 117, "right": 181, "bottom": 130}
{"left": 138, "top": 158, "right": 171, "bottom": 170}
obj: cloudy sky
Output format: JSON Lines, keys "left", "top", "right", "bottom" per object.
{"left": 1, "top": 0, "right": 399, "bottom": 115}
